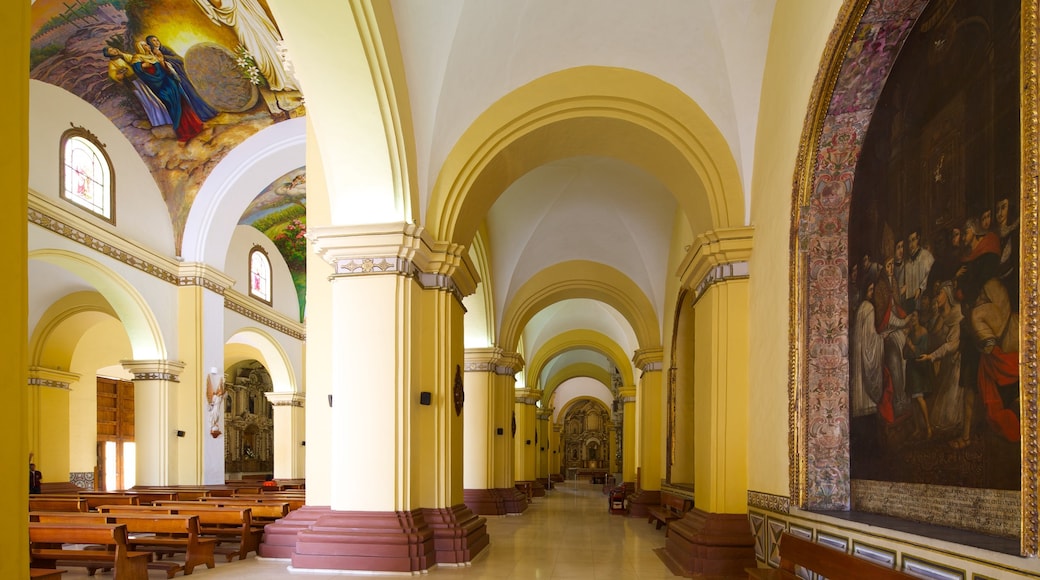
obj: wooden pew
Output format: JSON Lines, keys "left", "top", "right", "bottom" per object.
{"left": 29, "top": 522, "right": 151, "bottom": 580}
{"left": 28, "top": 497, "right": 88, "bottom": 513}
{"left": 100, "top": 504, "right": 259, "bottom": 562}
{"left": 32, "top": 511, "right": 216, "bottom": 577}
{"left": 647, "top": 491, "right": 693, "bottom": 533}
{"left": 188, "top": 498, "right": 292, "bottom": 519}
{"left": 29, "top": 570, "right": 66, "bottom": 579}
{"left": 747, "top": 533, "right": 917, "bottom": 580}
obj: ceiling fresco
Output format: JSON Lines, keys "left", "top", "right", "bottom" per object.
{"left": 239, "top": 166, "right": 306, "bottom": 322}
{"left": 30, "top": 0, "right": 305, "bottom": 250}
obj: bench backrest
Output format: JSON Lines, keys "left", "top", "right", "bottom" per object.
{"left": 29, "top": 498, "right": 88, "bottom": 512}
{"left": 29, "top": 522, "right": 128, "bottom": 547}
{"left": 661, "top": 492, "right": 692, "bottom": 514}
{"left": 778, "top": 533, "right": 916, "bottom": 580}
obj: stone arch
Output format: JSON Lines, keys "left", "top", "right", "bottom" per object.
{"left": 181, "top": 117, "right": 306, "bottom": 267}
{"left": 499, "top": 260, "right": 659, "bottom": 353}
{"left": 426, "top": 66, "right": 745, "bottom": 248}
{"left": 529, "top": 330, "right": 634, "bottom": 403}
{"left": 225, "top": 327, "right": 298, "bottom": 394}
{"left": 29, "top": 250, "right": 166, "bottom": 360}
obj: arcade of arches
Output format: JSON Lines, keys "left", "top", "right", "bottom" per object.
{"left": 4, "top": 0, "right": 1040, "bottom": 578}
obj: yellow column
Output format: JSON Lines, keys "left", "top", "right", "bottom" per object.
{"left": 265, "top": 393, "right": 305, "bottom": 478}
{"left": 618, "top": 386, "right": 637, "bottom": 485}
{"left": 494, "top": 353, "right": 522, "bottom": 492}
{"left": 2, "top": 2, "right": 29, "bottom": 576}
{"left": 294, "top": 223, "right": 486, "bottom": 570}
{"left": 691, "top": 278, "right": 750, "bottom": 513}
{"left": 121, "top": 360, "right": 186, "bottom": 486}
{"left": 550, "top": 422, "right": 562, "bottom": 478}
{"left": 634, "top": 348, "right": 664, "bottom": 493}
{"left": 665, "top": 227, "right": 755, "bottom": 575}
{"left": 513, "top": 389, "right": 539, "bottom": 482}
{"left": 536, "top": 409, "right": 551, "bottom": 484}
{"left": 28, "top": 368, "right": 78, "bottom": 488}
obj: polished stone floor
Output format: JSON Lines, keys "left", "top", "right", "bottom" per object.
{"left": 52, "top": 481, "right": 679, "bottom": 579}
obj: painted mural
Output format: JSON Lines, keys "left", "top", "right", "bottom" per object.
{"left": 848, "top": 1, "right": 1020, "bottom": 491}
{"left": 30, "top": 0, "right": 304, "bottom": 250}
{"left": 239, "top": 167, "right": 306, "bottom": 321}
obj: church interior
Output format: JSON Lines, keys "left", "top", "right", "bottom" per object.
{"left": 4, "top": 0, "right": 1040, "bottom": 578}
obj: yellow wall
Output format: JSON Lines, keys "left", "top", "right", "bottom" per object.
{"left": 2, "top": 1, "right": 29, "bottom": 576}
{"left": 747, "top": 0, "right": 842, "bottom": 497}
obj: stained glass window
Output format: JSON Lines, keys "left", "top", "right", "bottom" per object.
{"left": 249, "top": 246, "right": 272, "bottom": 304}
{"left": 60, "top": 127, "right": 113, "bottom": 222}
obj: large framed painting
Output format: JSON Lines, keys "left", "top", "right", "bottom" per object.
{"left": 791, "top": 0, "right": 1038, "bottom": 556}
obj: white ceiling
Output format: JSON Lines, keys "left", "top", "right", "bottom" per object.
{"left": 390, "top": 0, "right": 776, "bottom": 380}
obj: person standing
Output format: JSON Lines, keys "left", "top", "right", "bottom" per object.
{"left": 29, "top": 462, "right": 42, "bottom": 494}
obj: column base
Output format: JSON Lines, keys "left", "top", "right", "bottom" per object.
{"left": 530, "top": 480, "right": 546, "bottom": 497}
{"left": 498, "top": 487, "right": 529, "bottom": 514}
{"left": 258, "top": 505, "right": 329, "bottom": 558}
{"left": 423, "top": 504, "right": 489, "bottom": 564}
{"left": 624, "top": 489, "right": 660, "bottom": 519}
{"left": 661, "top": 508, "right": 756, "bottom": 577}
{"left": 464, "top": 488, "right": 506, "bottom": 516}
{"left": 291, "top": 509, "right": 435, "bottom": 573}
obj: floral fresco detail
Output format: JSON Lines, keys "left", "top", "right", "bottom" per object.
{"left": 239, "top": 167, "right": 307, "bottom": 322}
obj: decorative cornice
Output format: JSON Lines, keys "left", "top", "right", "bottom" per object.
{"left": 30, "top": 191, "right": 180, "bottom": 285}
{"left": 224, "top": 289, "right": 306, "bottom": 340}
{"left": 121, "top": 359, "right": 186, "bottom": 382}
{"left": 676, "top": 226, "right": 754, "bottom": 291}
{"left": 310, "top": 222, "right": 479, "bottom": 305}
{"left": 177, "top": 262, "right": 234, "bottom": 295}
{"left": 618, "top": 386, "right": 637, "bottom": 403}
{"left": 29, "top": 191, "right": 301, "bottom": 340}
{"left": 748, "top": 490, "right": 791, "bottom": 514}
{"left": 693, "top": 261, "right": 749, "bottom": 302}
{"left": 632, "top": 348, "right": 664, "bottom": 373}
{"left": 515, "top": 388, "right": 540, "bottom": 405}
{"left": 463, "top": 348, "right": 524, "bottom": 375}
{"left": 28, "top": 366, "right": 81, "bottom": 390}
{"left": 265, "top": 392, "right": 305, "bottom": 407}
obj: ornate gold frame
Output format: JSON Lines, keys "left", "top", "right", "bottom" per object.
{"left": 789, "top": 0, "right": 1039, "bottom": 557}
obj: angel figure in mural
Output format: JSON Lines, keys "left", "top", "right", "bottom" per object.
{"left": 206, "top": 372, "right": 226, "bottom": 438}
{"left": 193, "top": 0, "right": 299, "bottom": 91}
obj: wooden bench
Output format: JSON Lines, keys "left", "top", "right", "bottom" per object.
{"left": 29, "top": 522, "right": 151, "bottom": 580}
{"left": 647, "top": 492, "right": 692, "bottom": 532}
{"left": 29, "top": 497, "right": 88, "bottom": 513}
{"left": 101, "top": 504, "right": 259, "bottom": 561}
{"left": 32, "top": 511, "right": 216, "bottom": 577}
{"left": 747, "top": 533, "right": 917, "bottom": 580}
{"left": 29, "top": 570, "right": 66, "bottom": 579}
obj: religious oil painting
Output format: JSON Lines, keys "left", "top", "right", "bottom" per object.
{"left": 847, "top": 1, "right": 1021, "bottom": 492}
{"left": 239, "top": 167, "right": 307, "bottom": 322}
{"left": 30, "top": 0, "right": 305, "bottom": 250}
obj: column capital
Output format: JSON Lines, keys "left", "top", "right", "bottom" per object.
{"left": 265, "top": 392, "right": 305, "bottom": 407}
{"left": 515, "top": 388, "right": 541, "bottom": 405}
{"left": 676, "top": 226, "right": 753, "bottom": 296}
{"left": 309, "top": 222, "right": 480, "bottom": 298}
{"left": 463, "top": 348, "right": 524, "bottom": 376}
{"left": 28, "top": 366, "right": 80, "bottom": 390}
{"left": 536, "top": 409, "right": 552, "bottom": 421}
{"left": 121, "top": 359, "right": 186, "bottom": 382}
{"left": 177, "top": 261, "right": 235, "bottom": 295}
{"left": 632, "top": 348, "right": 664, "bottom": 373}
{"left": 618, "top": 386, "right": 637, "bottom": 402}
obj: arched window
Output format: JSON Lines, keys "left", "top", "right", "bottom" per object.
{"left": 249, "top": 246, "right": 272, "bottom": 304}
{"left": 60, "top": 126, "right": 114, "bottom": 223}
